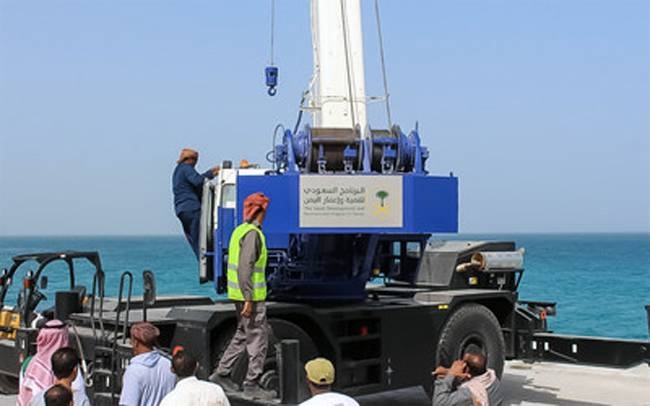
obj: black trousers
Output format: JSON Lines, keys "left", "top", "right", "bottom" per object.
{"left": 177, "top": 209, "right": 201, "bottom": 259}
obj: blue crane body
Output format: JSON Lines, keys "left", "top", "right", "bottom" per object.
{"left": 201, "top": 127, "right": 459, "bottom": 301}
{"left": 194, "top": 0, "right": 462, "bottom": 302}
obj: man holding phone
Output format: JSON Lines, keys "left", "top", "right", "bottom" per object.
{"left": 432, "top": 345, "right": 503, "bottom": 406}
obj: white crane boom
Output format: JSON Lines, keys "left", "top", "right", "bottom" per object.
{"left": 310, "top": 0, "right": 367, "bottom": 134}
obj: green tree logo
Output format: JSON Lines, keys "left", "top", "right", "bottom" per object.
{"left": 376, "top": 190, "right": 389, "bottom": 207}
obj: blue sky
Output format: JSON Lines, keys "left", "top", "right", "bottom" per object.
{"left": 0, "top": 0, "right": 648, "bottom": 235}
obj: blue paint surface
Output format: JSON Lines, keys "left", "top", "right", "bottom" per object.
{"left": 236, "top": 174, "right": 458, "bottom": 241}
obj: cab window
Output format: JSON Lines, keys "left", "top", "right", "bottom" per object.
{"left": 221, "top": 184, "right": 236, "bottom": 208}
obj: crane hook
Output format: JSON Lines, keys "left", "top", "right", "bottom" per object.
{"left": 265, "top": 66, "right": 278, "bottom": 96}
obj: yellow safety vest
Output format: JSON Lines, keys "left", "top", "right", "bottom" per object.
{"left": 227, "top": 223, "right": 268, "bottom": 301}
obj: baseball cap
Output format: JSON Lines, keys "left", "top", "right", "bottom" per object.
{"left": 305, "top": 358, "right": 335, "bottom": 385}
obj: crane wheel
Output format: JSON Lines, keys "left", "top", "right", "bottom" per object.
{"left": 424, "top": 303, "right": 505, "bottom": 398}
{"left": 210, "top": 318, "right": 318, "bottom": 401}
{"left": 265, "top": 319, "right": 319, "bottom": 400}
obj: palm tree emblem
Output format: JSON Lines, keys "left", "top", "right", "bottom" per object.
{"left": 376, "top": 190, "right": 389, "bottom": 207}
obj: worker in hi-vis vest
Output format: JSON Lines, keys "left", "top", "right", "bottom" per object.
{"left": 212, "top": 192, "right": 274, "bottom": 400}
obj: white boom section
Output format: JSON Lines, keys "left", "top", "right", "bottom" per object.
{"left": 310, "top": 0, "right": 367, "bottom": 134}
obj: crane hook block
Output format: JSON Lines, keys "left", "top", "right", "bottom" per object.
{"left": 265, "top": 65, "right": 278, "bottom": 96}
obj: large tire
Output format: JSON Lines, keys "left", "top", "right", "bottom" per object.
{"left": 265, "top": 319, "right": 319, "bottom": 401}
{"left": 424, "top": 303, "right": 505, "bottom": 397}
{"left": 0, "top": 374, "right": 18, "bottom": 395}
{"left": 211, "top": 318, "right": 318, "bottom": 402}
{"left": 437, "top": 303, "right": 505, "bottom": 376}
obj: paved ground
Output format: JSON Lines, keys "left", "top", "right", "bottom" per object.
{"left": 357, "top": 361, "right": 650, "bottom": 406}
{"left": 2, "top": 361, "right": 649, "bottom": 406}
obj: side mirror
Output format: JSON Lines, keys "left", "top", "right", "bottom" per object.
{"left": 142, "top": 270, "right": 156, "bottom": 307}
{"left": 40, "top": 276, "right": 48, "bottom": 290}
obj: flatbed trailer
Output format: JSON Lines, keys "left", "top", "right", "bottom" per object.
{"left": 1, "top": 251, "right": 647, "bottom": 405}
{"left": 6, "top": 294, "right": 519, "bottom": 403}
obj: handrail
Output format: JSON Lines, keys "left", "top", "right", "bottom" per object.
{"left": 89, "top": 269, "right": 106, "bottom": 341}
{"left": 110, "top": 271, "right": 133, "bottom": 402}
{"left": 115, "top": 272, "right": 133, "bottom": 344}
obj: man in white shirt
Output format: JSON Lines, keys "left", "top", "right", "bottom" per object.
{"left": 160, "top": 350, "right": 230, "bottom": 406}
{"left": 30, "top": 348, "right": 90, "bottom": 406}
{"left": 299, "top": 358, "right": 358, "bottom": 406}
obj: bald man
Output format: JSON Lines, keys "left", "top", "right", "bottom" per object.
{"left": 44, "top": 385, "right": 72, "bottom": 406}
{"left": 172, "top": 148, "right": 219, "bottom": 258}
{"left": 432, "top": 345, "right": 503, "bottom": 406}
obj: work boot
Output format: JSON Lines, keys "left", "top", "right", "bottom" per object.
{"left": 208, "top": 372, "right": 239, "bottom": 392}
{"left": 242, "top": 382, "right": 276, "bottom": 400}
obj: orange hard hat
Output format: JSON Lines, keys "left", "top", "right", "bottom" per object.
{"left": 243, "top": 192, "right": 270, "bottom": 221}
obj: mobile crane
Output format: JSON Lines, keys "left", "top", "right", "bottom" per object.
{"left": 198, "top": 0, "right": 459, "bottom": 303}
{"left": 0, "top": 1, "right": 647, "bottom": 405}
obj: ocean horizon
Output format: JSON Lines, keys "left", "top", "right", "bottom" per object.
{"left": 1, "top": 233, "right": 648, "bottom": 340}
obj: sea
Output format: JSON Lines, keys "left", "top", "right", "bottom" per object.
{"left": 0, "top": 233, "right": 648, "bottom": 340}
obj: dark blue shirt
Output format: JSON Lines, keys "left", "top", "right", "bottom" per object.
{"left": 172, "top": 163, "right": 214, "bottom": 215}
